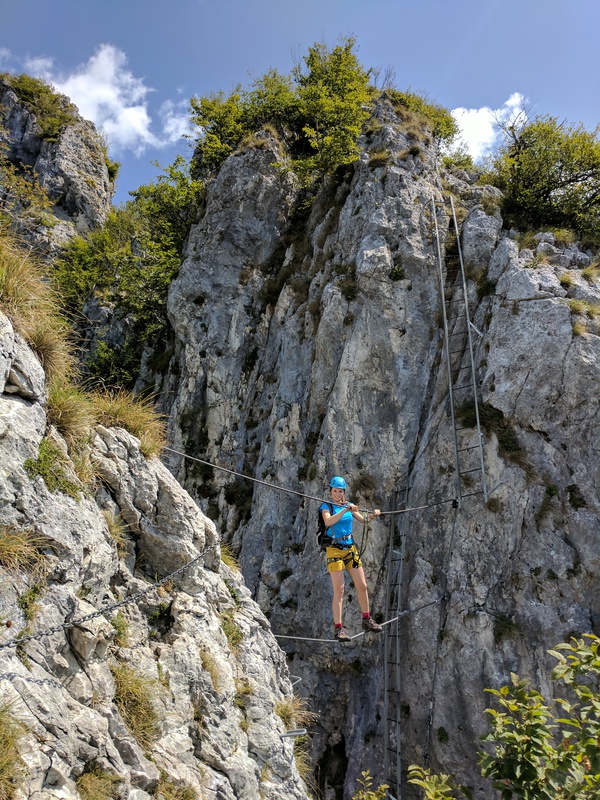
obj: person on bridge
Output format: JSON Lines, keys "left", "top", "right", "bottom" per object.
{"left": 321, "top": 476, "right": 383, "bottom": 641}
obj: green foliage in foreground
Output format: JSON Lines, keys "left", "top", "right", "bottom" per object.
{"left": 484, "top": 116, "right": 600, "bottom": 247}
{"left": 352, "top": 770, "right": 389, "bottom": 799}
{"left": 409, "top": 634, "right": 600, "bottom": 800}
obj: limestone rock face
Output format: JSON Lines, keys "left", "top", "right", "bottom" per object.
{"left": 164, "top": 97, "right": 600, "bottom": 798}
{"left": 0, "top": 76, "right": 113, "bottom": 251}
{"left": 0, "top": 315, "right": 310, "bottom": 800}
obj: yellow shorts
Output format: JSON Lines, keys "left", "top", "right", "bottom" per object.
{"left": 326, "top": 544, "right": 362, "bottom": 573}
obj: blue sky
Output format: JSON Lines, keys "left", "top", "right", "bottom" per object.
{"left": 1, "top": 0, "right": 598, "bottom": 204}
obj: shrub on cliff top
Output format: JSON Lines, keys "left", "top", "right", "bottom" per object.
{"left": 483, "top": 115, "right": 600, "bottom": 247}
{"left": 387, "top": 89, "right": 458, "bottom": 146}
{"left": 1, "top": 73, "right": 77, "bottom": 141}
{"left": 190, "top": 36, "right": 371, "bottom": 180}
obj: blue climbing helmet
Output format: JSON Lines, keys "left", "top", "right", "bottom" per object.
{"left": 329, "top": 476, "right": 347, "bottom": 489}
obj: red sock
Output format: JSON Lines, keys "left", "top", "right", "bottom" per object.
{"left": 334, "top": 623, "right": 342, "bottom": 629}
{"left": 362, "top": 612, "right": 370, "bottom": 619}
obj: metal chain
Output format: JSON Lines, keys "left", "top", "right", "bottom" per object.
{"left": 0, "top": 542, "right": 219, "bottom": 652}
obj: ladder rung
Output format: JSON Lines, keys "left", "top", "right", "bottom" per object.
{"left": 460, "top": 467, "right": 482, "bottom": 475}
{"left": 458, "top": 444, "right": 481, "bottom": 453}
{"left": 460, "top": 490, "right": 485, "bottom": 499}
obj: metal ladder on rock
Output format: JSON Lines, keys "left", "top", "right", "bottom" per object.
{"left": 383, "top": 193, "right": 488, "bottom": 799}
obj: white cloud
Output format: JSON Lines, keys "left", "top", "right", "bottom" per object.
{"left": 160, "top": 99, "right": 193, "bottom": 143}
{"left": 23, "top": 44, "right": 189, "bottom": 157}
{"left": 452, "top": 92, "right": 527, "bottom": 161}
{"left": 0, "top": 47, "right": 13, "bottom": 70}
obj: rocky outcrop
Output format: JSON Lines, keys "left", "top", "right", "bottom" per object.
{"left": 162, "top": 97, "right": 600, "bottom": 798}
{"left": 0, "top": 76, "right": 114, "bottom": 252}
{"left": 0, "top": 310, "right": 310, "bottom": 800}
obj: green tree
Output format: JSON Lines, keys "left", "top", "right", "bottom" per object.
{"left": 189, "top": 37, "right": 373, "bottom": 182}
{"left": 189, "top": 89, "right": 245, "bottom": 175}
{"left": 408, "top": 634, "right": 600, "bottom": 800}
{"left": 52, "top": 157, "right": 202, "bottom": 387}
{"left": 242, "top": 68, "right": 300, "bottom": 144}
{"left": 294, "top": 37, "right": 372, "bottom": 178}
{"left": 486, "top": 116, "right": 600, "bottom": 245}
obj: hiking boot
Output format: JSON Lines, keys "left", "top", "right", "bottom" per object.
{"left": 362, "top": 617, "right": 382, "bottom": 633}
{"left": 334, "top": 627, "right": 351, "bottom": 642}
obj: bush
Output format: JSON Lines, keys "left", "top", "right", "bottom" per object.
{"left": 190, "top": 37, "right": 372, "bottom": 181}
{"left": 1, "top": 73, "right": 77, "bottom": 141}
{"left": 408, "top": 634, "right": 600, "bottom": 800}
{"left": 352, "top": 770, "right": 389, "bottom": 800}
{"left": 485, "top": 115, "right": 600, "bottom": 247}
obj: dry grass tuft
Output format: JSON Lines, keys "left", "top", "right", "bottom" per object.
{"left": 0, "top": 234, "right": 75, "bottom": 380}
{"left": 102, "top": 510, "right": 129, "bottom": 556}
{"left": 76, "top": 766, "right": 122, "bottom": 800}
{"left": 155, "top": 772, "right": 197, "bottom": 800}
{"left": 0, "top": 526, "right": 47, "bottom": 580}
{"left": 90, "top": 389, "right": 167, "bottom": 457}
{"left": 582, "top": 263, "right": 600, "bottom": 283}
{"left": 200, "top": 650, "right": 221, "bottom": 692}
{"left": 274, "top": 694, "right": 319, "bottom": 730}
{"left": 0, "top": 703, "right": 27, "bottom": 800}
{"left": 47, "top": 380, "right": 95, "bottom": 445}
{"left": 220, "top": 542, "right": 240, "bottom": 572}
{"left": 110, "top": 663, "right": 161, "bottom": 748}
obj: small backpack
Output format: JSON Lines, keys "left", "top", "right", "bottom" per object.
{"left": 316, "top": 503, "right": 334, "bottom": 550}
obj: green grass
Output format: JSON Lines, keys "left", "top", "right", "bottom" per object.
{"left": 24, "top": 438, "right": 81, "bottom": 500}
{"left": 17, "top": 584, "right": 43, "bottom": 622}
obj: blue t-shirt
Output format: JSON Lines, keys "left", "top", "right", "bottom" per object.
{"left": 320, "top": 502, "right": 354, "bottom": 546}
